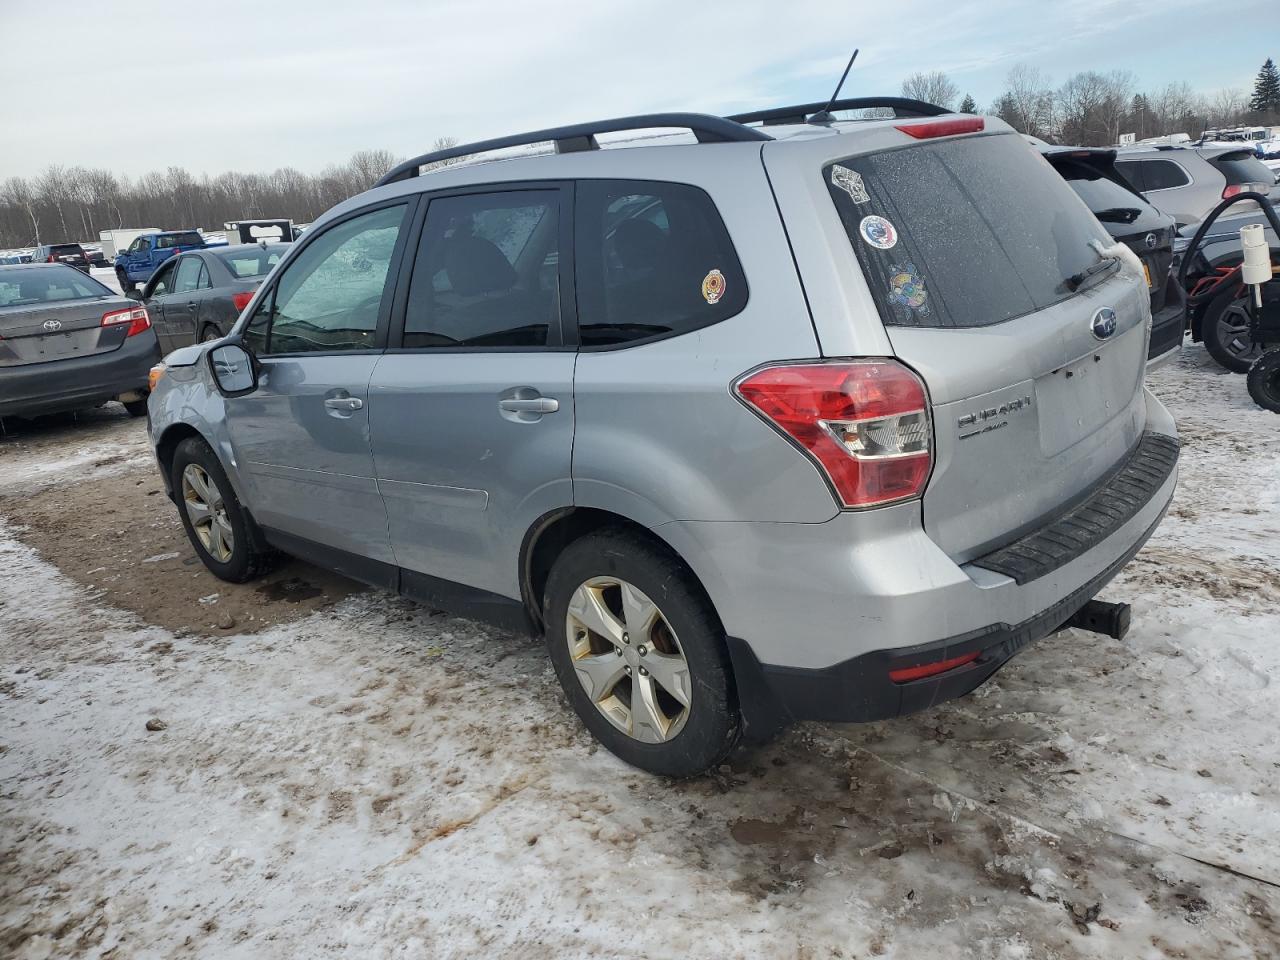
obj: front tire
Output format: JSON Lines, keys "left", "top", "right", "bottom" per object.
{"left": 116, "top": 270, "right": 132, "bottom": 295}
{"left": 171, "top": 436, "right": 275, "bottom": 582}
{"left": 543, "top": 529, "right": 740, "bottom": 777}
{"left": 1203, "top": 287, "right": 1264, "bottom": 373}
{"left": 1247, "top": 349, "right": 1280, "bottom": 413}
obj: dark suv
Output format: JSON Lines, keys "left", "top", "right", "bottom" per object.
{"left": 1041, "top": 146, "right": 1184, "bottom": 366}
{"left": 31, "top": 243, "right": 91, "bottom": 273}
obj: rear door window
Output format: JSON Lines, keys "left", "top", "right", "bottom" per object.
{"left": 173, "top": 256, "right": 203, "bottom": 293}
{"left": 1138, "top": 159, "right": 1190, "bottom": 191}
{"left": 156, "top": 232, "right": 204, "bottom": 249}
{"left": 574, "top": 180, "right": 747, "bottom": 346}
{"left": 401, "top": 190, "right": 562, "bottom": 348}
{"left": 824, "top": 133, "right": 1109, "bottom": 329}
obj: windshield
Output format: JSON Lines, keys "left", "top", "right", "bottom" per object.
{"left": 824, "top": 133, "right": 1109, "bottom": 329}
{"left": 156, "top": 232, "right": 204, "bottom": 249}
{"left": 0, "top": 265, "right": 112, "bottom": 307}
{"left": 215, "top": 245, "right": 289, "bottom": 278}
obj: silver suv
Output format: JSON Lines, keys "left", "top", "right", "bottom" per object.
{"left": 147, "top": 99, "right": 1180, "bottom": 777}
{"left": 1114, "top": 144, "right": 1275, "bottom": 226}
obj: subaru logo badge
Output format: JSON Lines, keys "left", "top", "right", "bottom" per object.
{"left": 1091, "top": 307, "right": 1118, "bottom": 341}
{"left": 1143, "top": 232, "right": 1157, "bottom": 249}
{"left": 42, "top": 319, "right": 62, "bottom": 331}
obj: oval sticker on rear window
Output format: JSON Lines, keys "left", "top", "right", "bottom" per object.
{"left": 859, "top": 215, "right": 898, "bottom": 250}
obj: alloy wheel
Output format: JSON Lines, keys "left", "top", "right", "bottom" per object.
{"left": 181, "top": 463, "right": 234, "bottom": 562}
{"left": 1217, "top": 300, "right": 1265, "bottom": 364}
{"left": 565, "top": 576, "right": 692, "bottom": 743}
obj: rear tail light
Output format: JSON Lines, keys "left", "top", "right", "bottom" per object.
{"left": 734, "top": 360, "right": 932, "bottom": 508}
{"left": 1222, "top": 183, "right": 1270, "bottom": 199}
{"left": 102, "top": 305, "right": 151, "bottom": 337}
{"left": 231, "top": 290, "right": 255, "bottom": 313}
{"left": 888, "top": 650, "right": 980, "bottom": 683}
{"left": 46, "top": 255, "right": 56, "bottom": 263}
{"left": 895, "top": 117, "right": 985, "bottom": 140}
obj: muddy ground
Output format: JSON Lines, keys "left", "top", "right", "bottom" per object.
{"left": 2, "top": 346, "right": 1279, "bottom": 959}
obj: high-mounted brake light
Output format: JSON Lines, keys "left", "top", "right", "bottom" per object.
{"left": 102, "top": 305, "right": 151, "bottom": 337}
{"left": 894, "top": 117, "right": 985, "bottom": 140}
{"left": 231, "top": 290, "right": 255, "bottom": 313}
{"left": 734, "top": 360, "right": 932, "bottom": 508}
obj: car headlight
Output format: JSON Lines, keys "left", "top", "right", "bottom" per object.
{"left": 148, "top": 363, "right": 166, "bottom": 391}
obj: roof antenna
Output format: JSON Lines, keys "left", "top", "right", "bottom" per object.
{"left": 808, "top": 48, "right": 859, "bottom": 125}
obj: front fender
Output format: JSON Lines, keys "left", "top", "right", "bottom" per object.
{"left": 148, "top": 361, "right": 247, "bottom": 506}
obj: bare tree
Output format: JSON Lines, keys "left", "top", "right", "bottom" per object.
{"left": 995, "top": 64, "right": 1056, "bottom": 140}
{"left": 347, "top": 149, "right": 401, "bottom": 191}
{"left": 1, "top": 177, "right": 41, "bottom": 245}
{"left": 900, "top": 71, "right": 958, "bottom": 110}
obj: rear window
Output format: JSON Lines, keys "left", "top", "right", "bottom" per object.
{"left": 215, "top": 246, "right": 288, "bottom": 278}
{"left": 574, "top": 179, "right": 747, "bottom": 346}
{"left": 49, "top": 244, "right": 86, "bottom": 256}
{"left": 1208, "top": 151, "right": 1274, "bottom": 186}
{"left": 156, "top": 232, "right": 203, "bottom": 249}
{"left": 824, "top": 134, "right": 1109, "bottom": 329}
{"left": 1051, "top": 158, "right": 1155, "bottom": 224}
{"left": 0, "top": 265, "right": 110, "bottom": 306}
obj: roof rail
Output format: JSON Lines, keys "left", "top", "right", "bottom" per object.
{"left": 376, "top": 113, "right": 772, "bottom": 186}
{"left": 727, "top": 97, "right": 948, "bottom": 126}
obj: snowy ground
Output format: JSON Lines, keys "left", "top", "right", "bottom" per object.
{"left": 2, "top": 345, "right": 1279, "bottom": 959}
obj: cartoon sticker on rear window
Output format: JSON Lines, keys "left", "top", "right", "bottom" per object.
{"left": 887, "top": 262, "right": 930, "bottom": 317}
{"left": 830, "top": 165, "right": 870, "bottom": 204}
{"left": 859, "top": 215, "right": 898, "bottom": 250}
{"left": 701, "top": 268, "right": 726, "bottom": 305}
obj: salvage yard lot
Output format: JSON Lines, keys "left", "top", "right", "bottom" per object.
{"left": 2, "top": 346, "right": 1278, "bottom": 959}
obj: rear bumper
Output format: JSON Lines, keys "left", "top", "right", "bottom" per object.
{"left": 1146, "top": 291, "right": 1186, "bottom": 369}
{"left": 657, "top": 389, "right": 1178, "bottom": 738}
{"left": 0, "top": 332, "right": 161, "bottom": 418}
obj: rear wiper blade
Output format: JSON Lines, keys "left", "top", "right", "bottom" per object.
{"left": 1092, "top": 207, "right": 1142, "bottom": 224}
{"left": 1063, "top": 240, "right": 1122, "bottom": 292}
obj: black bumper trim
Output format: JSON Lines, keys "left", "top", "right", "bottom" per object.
{"left": 727, "top": 499, "right": 1171, "bottom": 740}
{"left": 971, "top": 432, "right": 1179, "bottom": 585}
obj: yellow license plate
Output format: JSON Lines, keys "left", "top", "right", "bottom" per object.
{"left": 1142, "top": 260, "right": 1153, "bottom": 288}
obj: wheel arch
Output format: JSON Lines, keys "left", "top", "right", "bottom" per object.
{"left": 519, "top": 507, "right": 721, "bottom": 637}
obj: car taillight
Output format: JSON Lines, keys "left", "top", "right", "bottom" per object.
{"left": 1222, "top": 183, "right": 1270, "bottom": 199}
{"left": 46, "top": 255, "right": 56, "bottom": 262}
{"left": 231, "top": 290, "right": 255, "bottom": 313}
{"left": 888, "top": 650, "right": 981, "bottom": 683}
{"left": 894, "top": 117, "right": 985, "bottom": 139}
{"left": 734, "top": 360, "right": 932, "bottom": 509}
{"left": 102, "top": 305, "right": 151, "bottom": 337}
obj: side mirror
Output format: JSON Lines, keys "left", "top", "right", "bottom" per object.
{"left": 208, "top": 341, "right": 257, "bottom": 397}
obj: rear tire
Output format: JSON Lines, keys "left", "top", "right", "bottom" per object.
{"left": 1203, "top": 287, "right": 1264, "bottom": 373}
{"left": 171, "top": 436, "right": 276, "bottom": 582}
{"left": 200, "top": 324, "right": 223, "bottom": 343}
{"left": 543, "top": 529, "right": 740, "bottom": 778}
{"left": 1247, "top": 349, "right": 1280, "bottom": 413}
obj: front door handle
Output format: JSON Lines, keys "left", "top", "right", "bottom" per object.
{"left": 498, "top": 397, "right": 559, "bottom": 414}
{"left": 324, "top": 396, "right": 364, "bottom": 412}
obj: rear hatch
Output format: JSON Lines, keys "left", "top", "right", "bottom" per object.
{"left": 819, "top": 130, "right": 1149, "bottom": 562}
{"left": 47, "top": 243, "right": 89, "bottom": 270}
{"left": 1207, "top": 149, "right": 1275, "bottom": 201}
{"left": 0, "top": 267, "right": 134, "bottom": 367}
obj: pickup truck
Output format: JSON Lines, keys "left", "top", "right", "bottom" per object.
{"left": 114, "top": 231, "right": 206, "bottom": 290}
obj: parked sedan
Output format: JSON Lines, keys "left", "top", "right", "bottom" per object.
{"left": 0, "top": 263, "right": 160, "bottom": 419}
{"left": 133, "top": 242, "right": 289, "bottom": 353}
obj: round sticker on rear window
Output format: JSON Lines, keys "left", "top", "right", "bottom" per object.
{"left": 701, "top": 268, "right": 726, "bottom": 304}
{"left": 859, "top": 215, "right": 898, "bottom": 250}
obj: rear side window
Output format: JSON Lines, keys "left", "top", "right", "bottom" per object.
{"left": 402, "top": 190, "right": 561, "bottom": 348}
{"left": 1138, "top": 159, "right": 1190, "bottom": 191}
{"left": 824, "top": 134, "right": 1109, "bottom": 329}
{"left": 575, "top": 180, "right": 746, "bottom": 347}
{"left": 1208, "top": 151, "right": 1273, "bottom": 186}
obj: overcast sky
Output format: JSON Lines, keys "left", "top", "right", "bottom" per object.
{"left": 1, "top": 0, "right": 1274, "bottom": 179}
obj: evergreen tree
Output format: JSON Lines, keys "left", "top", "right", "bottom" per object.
{"left": 959, "top": 93, "right": 977, "bottom": 113}
{"left": 1249, "top": 57, "right": 1280, "bottom": 113}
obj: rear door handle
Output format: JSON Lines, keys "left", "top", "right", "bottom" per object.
{"left": 498, "top": 397, "right": 559, "bottom": 414}
{"left": 324, "top": 396, "right": 364, "bottom": 411}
